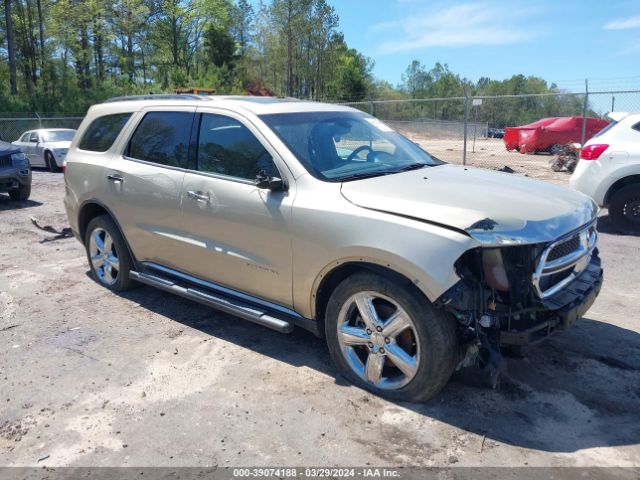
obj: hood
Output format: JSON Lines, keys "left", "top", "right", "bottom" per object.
{"left": 340, "top": 164, "right": 597, "bottom": 246}
{"left": 0, "top": 141, "right": 21, "bottom": 156}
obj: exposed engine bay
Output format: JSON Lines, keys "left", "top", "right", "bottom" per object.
{"left": 435, "top": 221, "right": 603, "bottom": 385}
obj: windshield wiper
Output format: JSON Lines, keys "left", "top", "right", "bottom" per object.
{"left": 396, "top": 163, "right": 429, "bottom": 172}
{"left": 338, "top": 171, "right": 391, "bottom": 182}
{"left": 338, "top": 163, "right": 429, "bottom": 182}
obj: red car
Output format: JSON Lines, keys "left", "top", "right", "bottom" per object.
{"left": 504, "top": 116, "right": 610, "bottom": 154}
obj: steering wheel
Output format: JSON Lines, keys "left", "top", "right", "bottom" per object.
{"left": 346, "top": 145, "right": 374, "bottom": 162}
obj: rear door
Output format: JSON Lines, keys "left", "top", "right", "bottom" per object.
{"left": 179, "top": 109, "right": 295, "bottom": 307}
{"left": 103, "top": 107, "right": 196, "bottom": 269}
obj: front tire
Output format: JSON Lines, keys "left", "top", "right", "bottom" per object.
{"left": 609, "top": 184, "right": 640, "bottom": 235}
{"left": 85, "top": 215, "right": 136, "bottom": 291}
{"left": 324, "top": 271, "right": 458, "bottom": 402}
{"left": 9, "top": 184, "right": 31, "bottom": 201}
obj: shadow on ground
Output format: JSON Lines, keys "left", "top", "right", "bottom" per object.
{"left": 117, "top": 282, "right": 640, "bottom": 454}
{"left": 597, "top": 214, "right": 639, "bottom": 237}
{"left": 0, "top": 196, "right": 43, "bottom": 211}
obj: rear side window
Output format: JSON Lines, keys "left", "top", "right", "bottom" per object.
{"left": 79, "top": 113, "right": 131, "bottom": 152}
{"left": 593, "top": 120, "right": 617, "bottom": 138}
{"left": 633, "top": 122, "right": 640, "bottom": 133}
{"left": 197, "top": 114, "right": 278, "bottom": 180}
{"left": 127, "top": 112, "right": 193, "bottom": 168}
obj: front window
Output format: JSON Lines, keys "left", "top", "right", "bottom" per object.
{"left": 42, "top": 130, "right": 76, "bottom": 142}
{"left": 260, "top": 111, "right": 441, "bottom": 181}
{"left": 197, "top": 114, "right": 279, "bottom": 180}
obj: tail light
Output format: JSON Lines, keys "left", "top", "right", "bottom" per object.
{"left": 581, "top": 144, "right": 608, "bottom": 160}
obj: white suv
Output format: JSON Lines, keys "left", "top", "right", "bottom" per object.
{"left": 571, "top": 112, "right": 640, "bottom": 234}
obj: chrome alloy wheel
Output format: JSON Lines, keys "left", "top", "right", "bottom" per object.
{"left": 89, "top": 228, "right": 120, "bottom": 286}
{"left": 336, "top": 291, "right": 420, "bottom": 390}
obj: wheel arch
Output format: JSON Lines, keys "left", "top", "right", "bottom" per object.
{"left": 603, "top": 175, "right": 640, "bottom": 207}
{"left": 312, "top": 260, "right": 435, "bottom": 328}
{"left": 78, "top": 199, "right": 138, "bottom": 267}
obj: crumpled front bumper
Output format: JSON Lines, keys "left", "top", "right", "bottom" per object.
{"left": 500, "top": 254, "right": 603, "bottom": 346}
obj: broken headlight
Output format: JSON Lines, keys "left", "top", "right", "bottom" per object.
{"left": 481, "top": 249, "right": 510, "bottom": 292}
{"left": 11, "top": 152, "right": 29, "bottom": 167}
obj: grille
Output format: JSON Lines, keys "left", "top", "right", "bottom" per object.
{"left": 547, "top": 236, "right": 580, "bottom": 261}
{"left": 0, "top": 155, "right": 11, "bottom": 168}
{"left": 539, "top": 269, "right": 573, "bottom": 292}
{"left": 532, "top": 223, "right": 597, "bottom": 298}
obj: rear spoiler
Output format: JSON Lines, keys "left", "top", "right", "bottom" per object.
{"left": 606, "top": 112, "right": 630, "bottom": 122}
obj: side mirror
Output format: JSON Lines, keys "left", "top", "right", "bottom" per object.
{"left": 255, "top": 170, "right": 285, "bottom": 191}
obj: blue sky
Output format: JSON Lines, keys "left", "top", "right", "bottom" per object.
{"left": 331, "top": 0, "right": 640, "bottom": 92}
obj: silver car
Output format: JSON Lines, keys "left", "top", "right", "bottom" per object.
{"left": 64, "top": 95, "right": 603, "bottom": 402}
{"left": 13, "top": 128, "right": 76, "bottom": 172}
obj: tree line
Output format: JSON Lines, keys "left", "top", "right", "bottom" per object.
{"left": 1, "top": 0, "right": 591, "bottom": 127}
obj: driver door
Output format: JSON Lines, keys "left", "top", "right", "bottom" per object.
{"left": 179, "top": 110, "right": 295, "bottom": 308}
{"left": 27, "top": 132, "right": 44, "bottom": 166}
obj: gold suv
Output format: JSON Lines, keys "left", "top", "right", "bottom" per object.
{"left": 65, "top": 95, "right": 603, "bottom": 401}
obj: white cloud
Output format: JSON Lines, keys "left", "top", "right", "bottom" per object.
{"left": 603, "top": 16, "right": 640, "bottom": 30}
{"left": 371, "top": 2, "right": 540, "bottom": 54}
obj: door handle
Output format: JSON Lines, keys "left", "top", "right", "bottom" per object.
{"left": 107, "top": 174, "right": 124, "bottom": 183}
{"left": 187, "top": 190, "right": 210, "bottom": 202}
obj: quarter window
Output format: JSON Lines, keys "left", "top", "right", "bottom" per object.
{"left": 78, "top": 113, "right": 132, "bottom": 152}
{"left": 197, "top": 114, "right": 278, "bottom": 180}
{"left": 127, "top": 112, "right": 193, "bottom": 168}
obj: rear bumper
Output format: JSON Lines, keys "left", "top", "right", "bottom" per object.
{"left": 500, "top": 254, "right": 603, "bottom": 346}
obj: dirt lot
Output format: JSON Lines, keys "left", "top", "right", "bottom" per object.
{"left": 1, "top": 171, "right": 639, "bottom": 469}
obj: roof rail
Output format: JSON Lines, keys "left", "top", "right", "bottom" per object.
{"left": 104, "top": 94, "right": 210, "bottom": 103}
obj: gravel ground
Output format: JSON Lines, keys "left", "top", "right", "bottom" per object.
{"left": 1, "top": 171, "right": 639, "bottom": 469}
{"left": 410, "top": 136, "right": 575, "bottom": 185}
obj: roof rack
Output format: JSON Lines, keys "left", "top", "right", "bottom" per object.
{"left": 104, "top": 94, "right": 211, "bottom": 103}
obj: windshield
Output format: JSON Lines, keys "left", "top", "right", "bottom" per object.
{"left": 260, "top": 111, "right": 441, "bottom": 181}
{"left": 42, "top": 130, "right": 76, "bottom": 142}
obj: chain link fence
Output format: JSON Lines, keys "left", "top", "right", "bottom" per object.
{"left": 0, "top": 113, "right": 84, "bottom": 144}
{"left": 2, "top": 89, "right": 639, "bottom": 185}
{"left": 338, "top": 89, "right": 640, "bottom": 185}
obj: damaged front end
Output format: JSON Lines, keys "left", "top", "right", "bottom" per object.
{"left": 435, "top": 221, "right": 603, "bottom": 384}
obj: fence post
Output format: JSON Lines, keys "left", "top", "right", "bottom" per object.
{"left": 369, "top": 96, "right": 374, "bottom": 116}
{"left": 463, "top": 88, "right": 469, "bottom": 166}
{"left": 35, "top": 112, "right": 42, "bottom": 129}
{"left": 580, "top": 79, "right": 588, "bottom": 147}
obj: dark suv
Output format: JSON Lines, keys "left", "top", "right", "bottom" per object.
{"left": 0, "top": 137, "right": 31, "bottom": 201}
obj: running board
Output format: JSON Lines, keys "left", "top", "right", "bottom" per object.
{"left": 129, "top": 271, "right": 294, "bottom": 334}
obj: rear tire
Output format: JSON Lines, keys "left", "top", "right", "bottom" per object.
{"left": 9, "top": 184, "right": 31, "bottom": 201}
{"left": 609, "top": 184, "right": 640, "bottom": 235}
{"left": 46, "top": 152, "right": 60, "bottom": 173}
{"left": 85, "top": 215, "right": 137, "bottom": 291}
{"left": 324, "top": 271, "right": 458, "bottom": 402}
